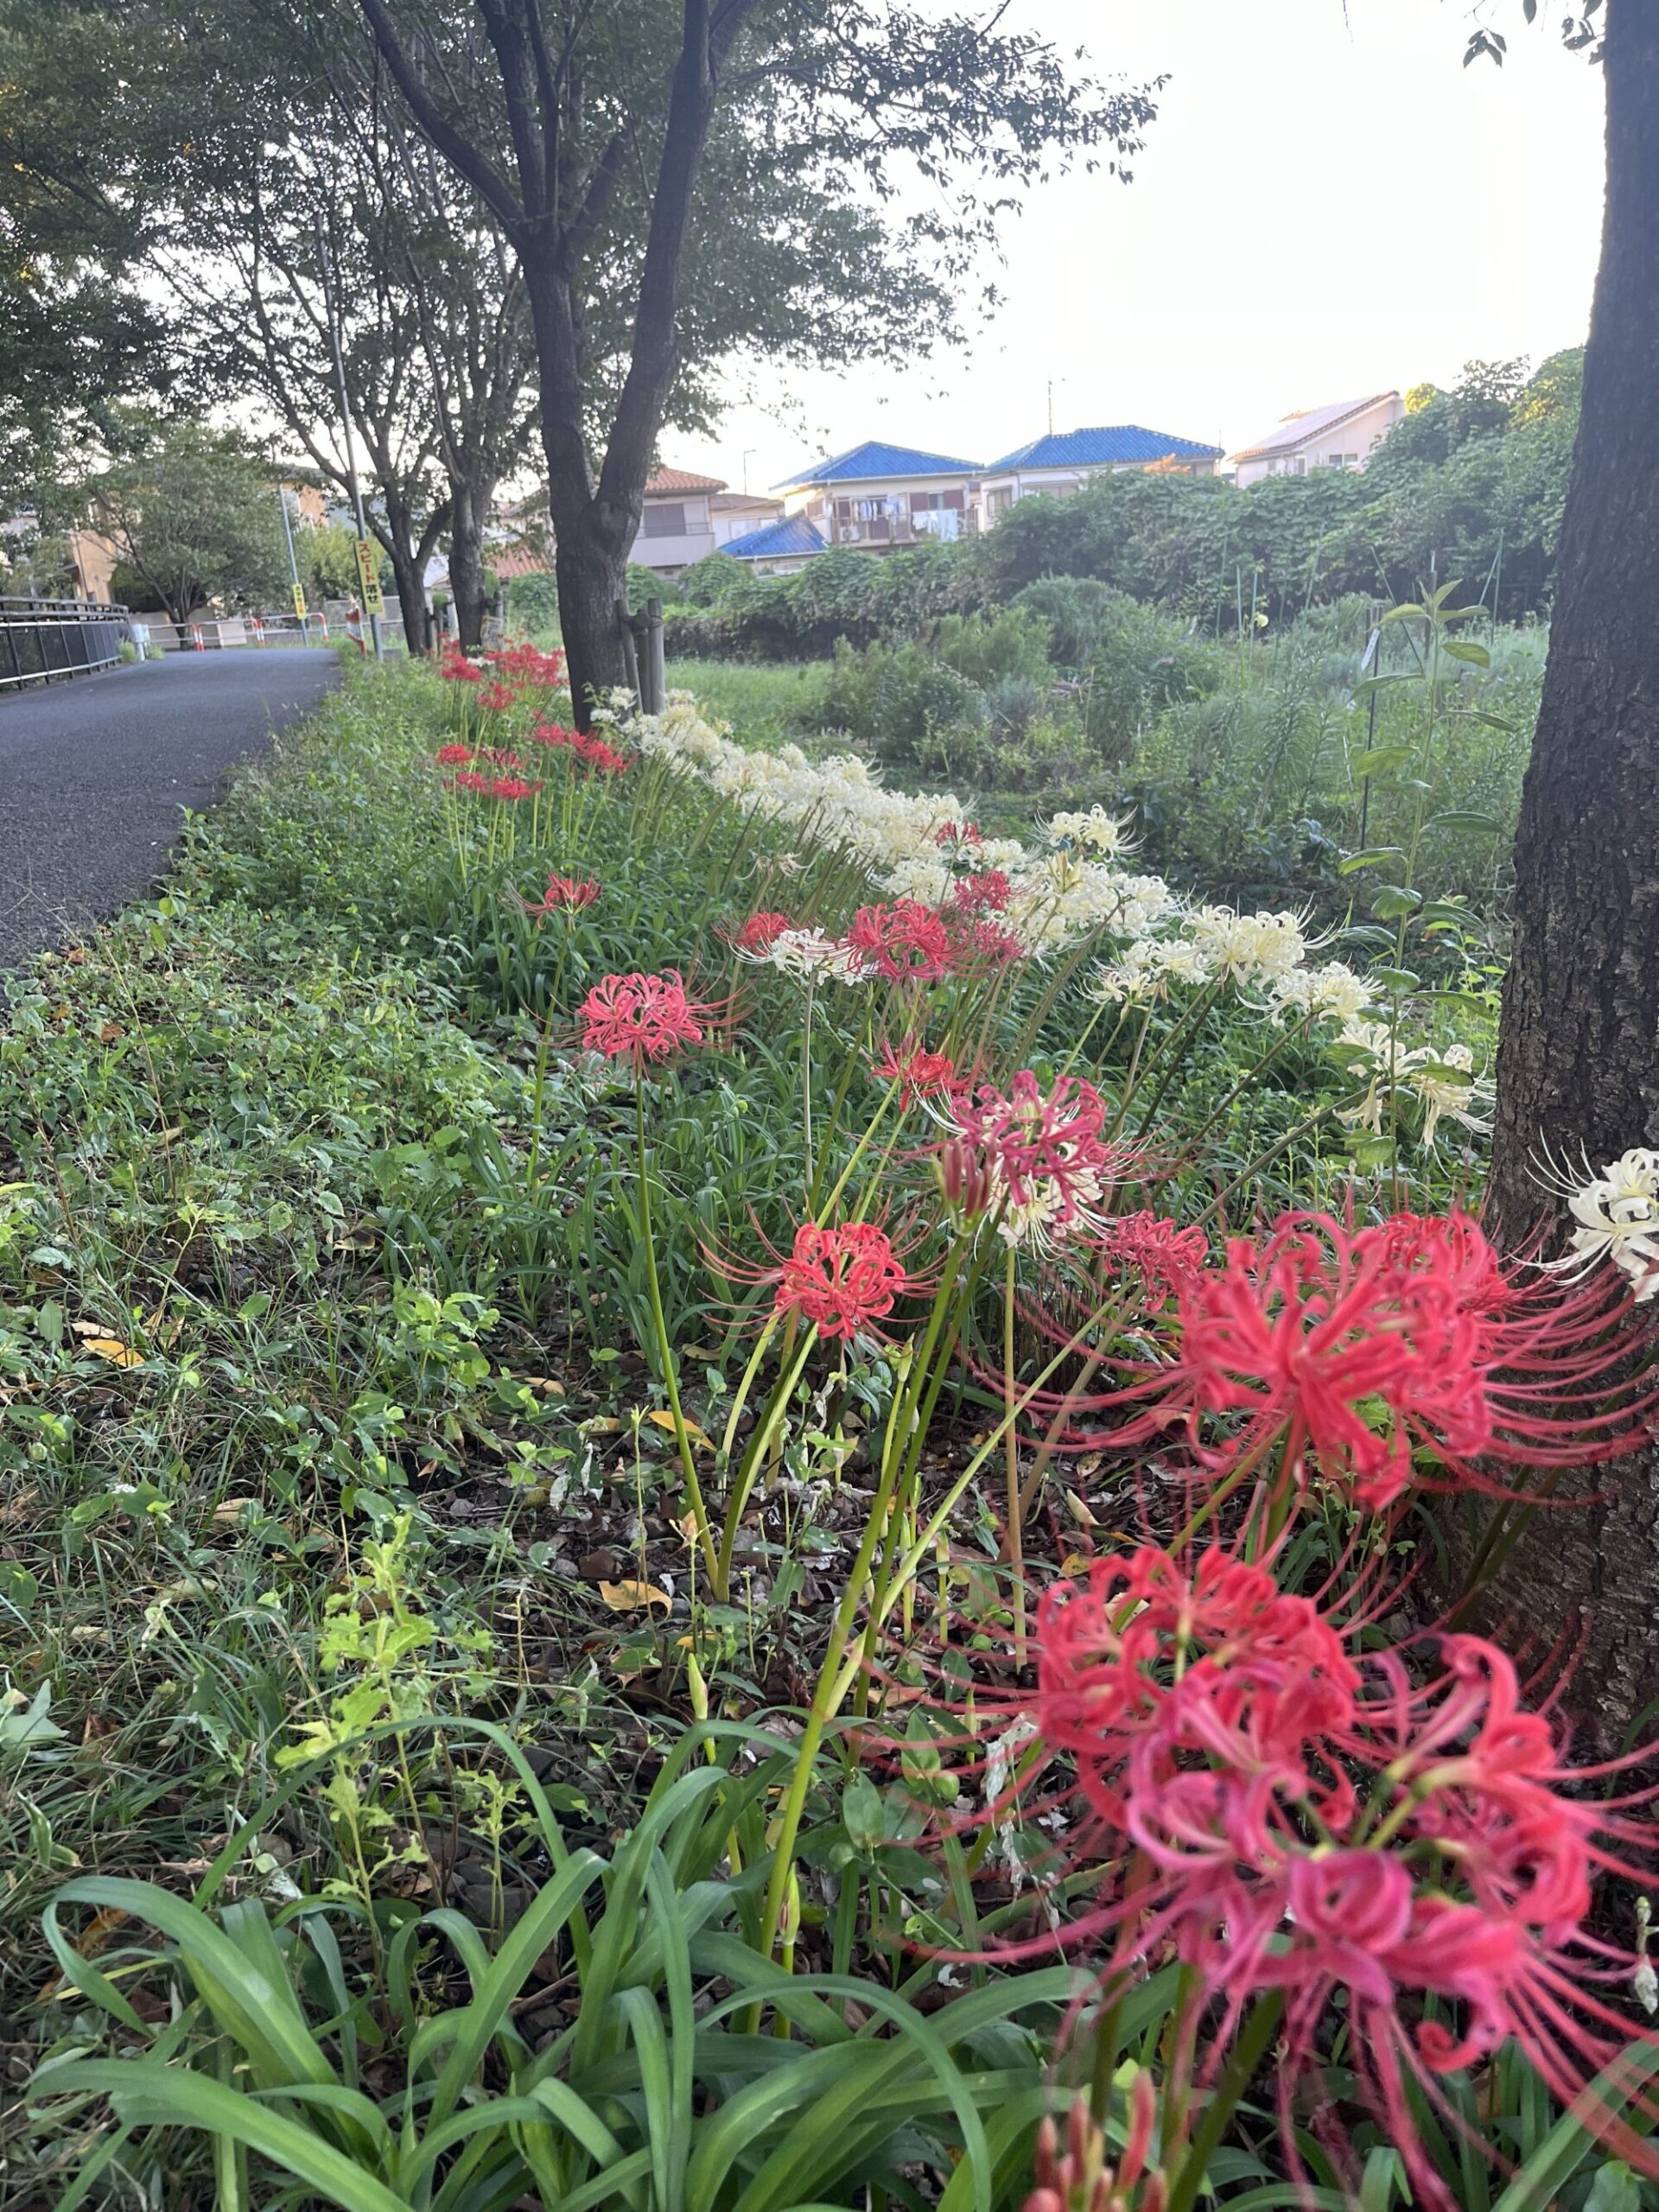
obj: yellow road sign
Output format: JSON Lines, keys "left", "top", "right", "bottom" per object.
{"left": 353, "top": 537, "right": 385, "bottom": 618}
{"left": 292, "top": 583, "right": 308, "bottom": 620}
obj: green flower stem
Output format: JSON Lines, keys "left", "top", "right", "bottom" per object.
{"left": 1163, "top": 1990, "right": 1285, "bottom": 2212}
{"left": 633, "top": 1080, "right": 719, "bottom": 1588}
{"left": 715, "top": 1320, "right": 817, "bottom": 1602}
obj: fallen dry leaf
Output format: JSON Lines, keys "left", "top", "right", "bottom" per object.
{"left": 597, "top": 1579, "right": 671, "bottom": 1615}
{"left": 37, "top": 1905, "right": 130, "bottom": 2003}
{"left": 97, "top": 1021, "right": 124, "bottom": 1045}
{"left": 81, "top": 1337, "right": 144, "bottom": 1369}
{"left": 646, "top": 1409, "right": 712, "bottom": 1449}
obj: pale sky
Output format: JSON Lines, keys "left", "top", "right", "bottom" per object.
{"left": 674, "top": 0, "right": 1607, "bottom": 493}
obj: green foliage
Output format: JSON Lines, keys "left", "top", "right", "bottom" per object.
{"left": 92, "top": 411, "right": 290, "bottom": 620}
{"left": 303, "top": 522, "right": 367, "bottom": 602}
{"left": 505, "top": 569, "right": 561, "bottom": 635}
{"left": 674, "top": 549, "right": 747, "bottom": 606}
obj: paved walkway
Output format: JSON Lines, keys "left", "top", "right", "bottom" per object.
{"left": 0, "top": 649, "right": 340, "bottom": 975}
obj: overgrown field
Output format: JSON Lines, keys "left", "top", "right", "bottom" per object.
{"left": 3, "top": 647, "right": 1657, "bottom": 2212}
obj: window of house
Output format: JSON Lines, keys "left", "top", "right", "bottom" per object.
{"left": 640, "top": 503, "right": 687, "bottom": 538}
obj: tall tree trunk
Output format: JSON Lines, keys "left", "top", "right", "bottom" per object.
{"left": 448, "top": 478, "right": 491, "bottom": 655}
{"left": 1475, "top": 0, "right": 1659, "bottom": 1737}
{"left": 526, "top": 269, "right": 632, "bottom": 722}
{"left": 385, "top": 542, "right": 428, "bottom": 657}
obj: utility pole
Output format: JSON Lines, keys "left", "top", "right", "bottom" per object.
{"left": 314, "top": 208, "right": 384, "bottom": 661}
{"left": 276, "top": 486, "right": 307, "bottom": 632}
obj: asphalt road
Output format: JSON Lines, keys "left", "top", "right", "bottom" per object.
{"left": 0, "top": 648, "right": 340, "bottom": 976}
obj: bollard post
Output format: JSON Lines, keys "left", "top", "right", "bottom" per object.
{"left": 644, "top": 597, "right": 666, "bottom": 715}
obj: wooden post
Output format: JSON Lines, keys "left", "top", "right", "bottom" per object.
{"left": 644, "top": 597, "right": 666, "bottom": 715}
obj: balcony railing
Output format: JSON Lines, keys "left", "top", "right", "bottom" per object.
{"left": 825, "top": 507, "right": 962, "bottom": 549}
{"left": 0, "top": 596, "right": 130, "bottom": 690}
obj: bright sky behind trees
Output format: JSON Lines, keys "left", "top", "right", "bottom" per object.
{"left": 681, "top": 0, "right": 1606, "bottom": 491}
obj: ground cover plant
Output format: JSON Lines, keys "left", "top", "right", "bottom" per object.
{"left": 5, "top": 642, "right": 1659, "bottom": 2211}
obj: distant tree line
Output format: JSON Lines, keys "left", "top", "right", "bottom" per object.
{"left": 660, "top": 354, "right": 1582, "bottom": 662}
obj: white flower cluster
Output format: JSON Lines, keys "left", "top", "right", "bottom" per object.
{"left": 626, "top": 695, "right": 1482, "bottom": 1122}
{"left": 1334, "top": 1028, "right": 1491, "bottom": 1147}
{"left": 1558, "top": 1147, "right": 1659, "bottom": 1301}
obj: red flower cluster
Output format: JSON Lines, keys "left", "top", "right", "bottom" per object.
{"left": 531, "top": 721, "right": 631, "bottom": 775}
{"left": 1091, "top": 1210, "right": 1208, "bottom": 1311}
{"left": 1174, "top": 1210, "right": 1655, "bottom": 1512}
{"left": 528, "top": 873, "right": 601, "bottom": 918}
{"left": 579, "top": 969, "right": 711, "bottom": 1069}
{"left": 1014, "top": 1548, "right": 1659, "bottom": 2206}
{"left": 774, "top": 1221, "right": 911, "bottom": 1340}
{"left": 847, "top": 899, "right": 954, "bottom": 984}
{"left": 950, "top": 868, "right": 1012, "bottom": 916}
{"left": 435, "top": 743, "right": 474, "bottom": 766}
{"left": 477, "top": 679, "right": 518, "bottom": 714}
{"left": 732, "top": 910, "right": 794, "bottom": 956}
{"left": 872, "top": 1034, "right": 965, "bottom": 1106}
{"left": 951, "top": 1072, "right": 1122, "bottom": 1234}
{"left": 487, "top": 776, "right": 540, "bottom": 802}
{"left": 495, "top": 640, "right": 567, "bottom": 689}
{"left": 437, "top": 643, "right": 483, "bottom": 683}
{"left": 944, "top": 912, "right": 1025, "bottom": 971}
{"left": 935, "top": 818, "right": 982, "bottom": 849}
{"left": 477, "top": 746, "right": 524, "bottom": 768}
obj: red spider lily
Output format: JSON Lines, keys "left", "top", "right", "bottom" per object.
{"left": 488, "top": 776, "right": 542, "bottom": 802}
{"left": 935, "top": 818, "right": 982, "bottom": 849}
{"left": 1173, "top": 1210, "right": 1659, "bottom": 1512}
{"left": 578, "top": 969, "right": 717, "bottom": 1070}
{"left": 946, "top": 1548, "right": 1659, "bottom": 2211}
{"left": 448, "top": 770, "right": 489, "bottom": 794}
{"left": 1090, "top": 1211, "right": 1209, "bottom": 1313}
{"left": 871, "top": 1034, "right": 966, "bottom": 1107}
{"left": 435, "top": 743, "right": 474, "bottom": 766}
{"left": 711, "top": 1215, "right": 936, "bottom": 1342}
{"left": 951, "top": 868, "right": 1012, "bottom": 915}
{"left": 437, "top": 645, "right": 483, "bottom": 683}
{"left": 571, "top": 730, "right": 632, "bottom": 775}
{"left": 495, "top": 641, "right": 568, "bottom": 688}
{"left": 529, "top": 721, "right": 580, "bottom": 751}
{"left": 730, "top": 910, "right": 795, "bottom": 957}
{"left": 944, "top": 912, "right": 1026, "bottom": 972}
{"left": 477, "top": 746, "right": 524, "bottom": 768}
{"left": 948, "top": 1072, "right": 1136, "bottom": 1245}
{"left": 846, "top": 899, "right": 953, "bottom": 984}
{"left": 526, "top": 874, "right": 600, "bottom": 918}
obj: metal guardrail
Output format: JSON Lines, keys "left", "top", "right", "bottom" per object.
{"left": 0, "top": 596, "right": 131, "bottom": 689}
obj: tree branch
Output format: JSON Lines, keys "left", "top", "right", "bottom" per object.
{"left": 354, "top": 0, "right": 524, "bottom": 236}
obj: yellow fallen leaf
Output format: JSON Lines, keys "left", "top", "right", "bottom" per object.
{"left": 598, "top": 1579, "right": 671, "bottom": 1615}
{"left": 518, "top": 1376, "right": 566, "bottom": 1395}
{"left": 671, "top": 1510, "right": 702, "bottom": 1550}
{"left": 583, "top": 1416, "right": 624, "bottom": 1435}
{"left": 1058, "top": 1551, "right": 1096, "bottom": 1578}
{"left": 38, "top": 1905, "right": 129, "bottom": 2002}
{"left": 82, "top": 1337, "right": 143, "bottom": 1369}
{"left": 212, "top": 1498, "right": 256, "bottom": 1523}
{"left": 647, "top": 1410, "right": 712, "bottom": 1449}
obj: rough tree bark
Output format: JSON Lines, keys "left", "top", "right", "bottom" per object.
{"left": 358, "top": 0, "right": 760, "bottom": 722}
{"left": 448, "top": 479, "right": 490, "bottom": 654}
{"left": 1478, "top": 0, "right": 1659, "bottom": 1734}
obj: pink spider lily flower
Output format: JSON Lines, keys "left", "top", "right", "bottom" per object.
{"left": 938, "top": 1545, "right": 1659, "bottom": 2212}
{"left": 1090, "top": 1211, "right": 1209, "bottom": 1313}
{"left": 944, "top": 1071, "right": 1139, "bottom": 1249}
{"left": 525, "top": 874, "right": 600, "bottom": 919}
{"left": 950, "top": 868, "right": 1013, "bottom": 916}
{"left": 1173, "top": 1209, "right": 1659, "bottom": 1512}
{"left": 935, "top": 818, "right": 983, "bottom": 850}
{"left": 846, "top": 899, "right": 954, "bottom": 985}
{"left": 871, "top": 1034, "right": 968, "bottom": 1108}
{"left": 577, "top": 969, "right": 725, "bottom": 1071}
{"left": 944, "top": 913, "right": 1026, "bottom": 972}
{"left": 711, "top": 1215, "right": 936, "bottom": 1344}
{"left": 728, "top": 910, "right": 796, "bottom": 958}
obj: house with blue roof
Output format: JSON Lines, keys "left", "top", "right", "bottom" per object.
{"left": 718, "top": 512, "right": 828, "bottom": 575}
{"left": 969, "top": 424, "right": 1224, "bottom": 531}
{"left": 775, "top": 439, "right": 982, "bottom": 553}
